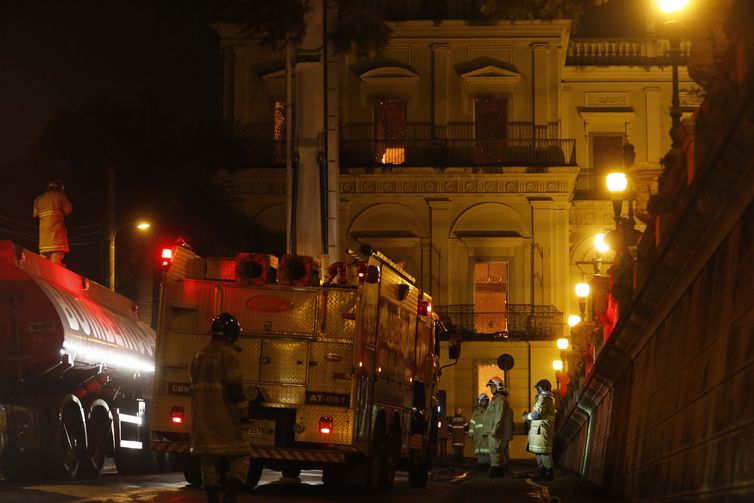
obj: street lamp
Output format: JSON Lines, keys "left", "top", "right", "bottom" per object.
{"left": 575, "top": 282, "right": 590, "bottom": 320}
{"left": 567, "top": 314, "right": 582, "bottom": 327}
{"left": 606, "top": 171, "right": 628, "bottom": 223}
{"left": 556, "top": 338, "right": 569, "bottom": 350}
{"left": 109, "top": 220, "right": 151, "bottom": 291}
{"left": 657, "top": 0, "right": 689, "bottom": 178}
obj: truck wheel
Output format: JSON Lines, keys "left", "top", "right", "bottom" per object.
{"left": 408, "top": 460, "right": 429, "bottom": 488}
{"left": 180, "top": 454, "right": 202, "bottom": 486}
{"left": 365, "top": 421, "right": 387, "bottom": 493}
{"left": 78, "top": 406, "right": 112, "bottom": 478}
{"left": 50, "top": 400, "right": 87, "bottom": 480}
{"left": 246, "top": 459, "right": 263, "bottom": 489}
{"left": 281, "top": 467, "right": 301, "bottom": 479}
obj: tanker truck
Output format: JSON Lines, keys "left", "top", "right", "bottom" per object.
{"left": 0, "top": 240, "right": 158, "bottom": 482}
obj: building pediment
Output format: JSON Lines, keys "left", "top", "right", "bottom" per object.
{"left": 352, "top": 57, "right": 420, "bottom": 87}
{"left": 455, "top": 57, "right": 522, "bottom": 84}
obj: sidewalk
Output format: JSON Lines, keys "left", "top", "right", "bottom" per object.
{"left": 434, "top": 460, "right": 625, "bottom": 503}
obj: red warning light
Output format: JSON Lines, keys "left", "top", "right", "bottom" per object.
{"left": 319, "top": 416, "right": 333, "bottom": 434}
{"left": 160, "top": 248, "right": 173, "bottom": 271}
{"left": 170, "top": 406, "right": 184, "bottom": 424}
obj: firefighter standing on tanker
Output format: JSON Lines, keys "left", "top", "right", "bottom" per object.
{"left": 483, "top": 376, "right": 514, "bottom": 478}
{"left": 33, "top": 180, "right": 72, "bottom": 264}
{"left": 468, "top": 393, "right": 490, "bottom": 470}
{"left": 191, "top": 313, "right": 250, "bottom": 503}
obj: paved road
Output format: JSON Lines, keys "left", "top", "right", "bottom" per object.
{"left": 0, "top": 466, "right": 458, "bottom": 503}
{"left": 0, "top": 462, "right": 623, "bottom": 502}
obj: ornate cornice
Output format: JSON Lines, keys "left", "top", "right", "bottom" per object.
{"left": 340, "top": 171, "right": 579, "bottom": 197}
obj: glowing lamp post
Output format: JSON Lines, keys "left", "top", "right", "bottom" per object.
{"left": 109, "top": 221, "right": 151, "bottom": 292}
{"left": 556, "top": 338, "right": 569, "bottom": 350}
{"left": 575, "top": 282, "right": 590, "bottom": 320}
{"left": 606, "top": 171, "right": 628, "bottom": 223}
{"left": 567, "top": 314, "right": 582, "bottom": 327}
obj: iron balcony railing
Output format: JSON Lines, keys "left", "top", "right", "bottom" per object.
{"left": 340, "top": 122, "right": 576, "bottom": 169}
{"left": 435, "top": 304, "right": 563, "bottom": 340}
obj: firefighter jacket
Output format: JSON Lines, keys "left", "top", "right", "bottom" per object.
{"left": 525, "top": 391, "right": 556, "bottom": 454}
{"left": 33, "top": 190, "right": 72, "bottom": 254}
{"left": 468, "top": 406, "right": 489, "bottom": 455}
{"left": 190, "top": 339, "right": 250, "bottom": 455}
{"left": 450, "top": 414, "right": 467, "bottom": 447}
{"left": 482, "top": 393, "right": 513, "bottom": 442}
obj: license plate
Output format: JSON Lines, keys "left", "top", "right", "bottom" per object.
{"left": 244, "top": 419, "right": 275, "bottom": 446}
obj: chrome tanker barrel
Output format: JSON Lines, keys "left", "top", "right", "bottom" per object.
{"left": 0, "top": 240, "right": 155, "bottom": 380}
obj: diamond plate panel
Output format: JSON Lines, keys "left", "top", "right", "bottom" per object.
{"left": 260, "top": 340, "right": 309, "bottom": 384}
{"left": 308, "top": 342, "right": 354, "bottom": 394}
{"left": 222, "top": 285, "right": 318, "bottom": 336}
{"left": 259, "top": 384, "right": 306, "bottom": 405}
{"left": 206, "top": 257, "right": 236, "bottom": 281}
{"left": 236, "top": 337, "right": 262, "bottom": 381}
{"left": 163, "top": 280, "right": 219, "bottom": 334}
{"left": 156, "top": 331, "right": 207, "bottom": 382}
{"left": 295, "top": 406, "right": 355, "bottom": 445}
{"left": 320, "top": 289, "right": 358, "bottom": 341}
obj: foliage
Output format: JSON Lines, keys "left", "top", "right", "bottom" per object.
{"left": 330, "top": 1, "right": 392, "bottom": 59}
{"left": 481, "top": 0, "right": 608, "bottom": 22}
{"left": 220, "top": 0, "right": 311, "bottom": 49}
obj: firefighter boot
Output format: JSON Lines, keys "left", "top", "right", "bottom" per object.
{"left": 205, "top": 487, "right": 220, "bottom": 503}
{"left": 222, "top": 478, "right": 243, "bottom": 503}
{"left": 488, "top": 466, "right": 505, "bottom": 478}
{"left": 534, "top": 468, "right": 554, "bottom": 482}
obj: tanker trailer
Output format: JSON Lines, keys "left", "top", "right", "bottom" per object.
{"left": 0, "top": 240, "right": 157, "bottom": 481}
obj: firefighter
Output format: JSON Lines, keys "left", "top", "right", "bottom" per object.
{"left": 468, "top": 393, "right": 490, "bottom": 470}
{"left": 523, "top": 378, "right": 557, "bottom": 481}
{"left": 190, "top": 313, "right": 250, "bottom": 503}
{"left": 450, "top": 408, "right": 467, "bottom": 464}
{"left": 483, "top": 376, "right": 513, "bottom": 478}
{"left": 33, "top": 180, "right": 72, "bottom": 265}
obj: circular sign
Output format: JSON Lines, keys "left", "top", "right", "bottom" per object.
{"left": 497, "top": 353, "right": 515, "bottom": 371}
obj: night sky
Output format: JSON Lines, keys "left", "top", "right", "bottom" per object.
{"left": 0, "top": 0, "right": 641, "bottom": 288}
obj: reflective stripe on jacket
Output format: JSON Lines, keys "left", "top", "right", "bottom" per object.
{"left": 450, "top": 414, "right": 467, "bottom": 446}
{"left": 469, "top": 407, "right": 489, "bottom": 455}
{"left": 525, "top": 391, "right": 556, "bottom": 454}
{"left": 190, "top": 340, "right": 249, "bottom": 455}
{"left": 33, "top": 190, "right": 72, "bottom": 253}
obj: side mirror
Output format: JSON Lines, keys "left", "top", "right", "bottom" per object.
{"left": 448, "top": 332, "right": 461, "bottom": 360}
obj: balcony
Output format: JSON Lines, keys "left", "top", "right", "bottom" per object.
{"left": 340, "top": 122, "right": 576, "bottom": 170}
{"left": 567, "top": 37, "right": 691, "bottom": 67}
{"left": 435, "top": 304, "right": 563, "bottom": 340}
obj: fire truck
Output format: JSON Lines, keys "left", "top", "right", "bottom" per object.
{"left": 150, "top": 246, "right": 457, "bottom": 491}
{"left": 0, "top": 241, "right": 158, "bottom": 482}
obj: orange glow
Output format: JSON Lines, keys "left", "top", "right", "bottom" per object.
{"left": 319, "top": 416, "right": 333, "bottom": 435}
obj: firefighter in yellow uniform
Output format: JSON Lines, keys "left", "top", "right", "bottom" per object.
{"left": 33, "top": 180, "right": 72, "bottom": 264}
{"left": 523, "top": 378, "right": 557, "bottom": 481}
{"left": 191, "top": 313, "right": 250, "bottom": 503}
{"left": 483, "top": 376, "right": 513, "bottom": 478}
{"left": 468, "top": 393, "right": 490, "bottom": 470}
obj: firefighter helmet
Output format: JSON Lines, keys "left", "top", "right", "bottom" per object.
{"left": 210, "top": 312, "right": 241, "bottom": 343}
{"left": 477, "top": 393, "right": 489, "bottom": 405}
{"left": 47, "top": 180, "right": 65, "bottom": 191}
{"left": 535, "top": 379, "right": 552, "bottom": 393}
{"left": 486, "top": 376, "right": 505, "bottom": 394}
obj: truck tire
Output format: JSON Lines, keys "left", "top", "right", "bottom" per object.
{"left": 179, "top": 454, "right": 202, "bottom": 486}
{"left": 365, "top": 420, "right": 387, "bottom": 493}
{"left": 408, "top": 458, "right": 429, "bottom": 488}
{"left": 246, "top": 459, "right": 263, "bottom": 488}
{"left": 49, "top": 400, "right": 88, "bottom": 481}
{"left": 78, "top": 405, "right": 112, "bottom": 478}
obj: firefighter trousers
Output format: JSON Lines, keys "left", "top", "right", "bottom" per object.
{"left": 487, "top": 436, "right": 509, "bottom": 468}
{"left": 200, "top": 454, "right": 250, "bottom": 488}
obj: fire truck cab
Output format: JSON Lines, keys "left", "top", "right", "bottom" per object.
{"left": 150, "top": 247, "right": 453, "bottom": 491}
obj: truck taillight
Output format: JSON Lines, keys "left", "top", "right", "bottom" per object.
{"left": 319, "top": 416, "right": 333, "bottom": 434}
{"left": 170, "top": 406, "right": 184, "bottom": 424}
{"left": 418, "top": 300, "right": 431, "bottom": 316}
{"left": 160, "top": 248, "right": 173, "bottom": 271}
